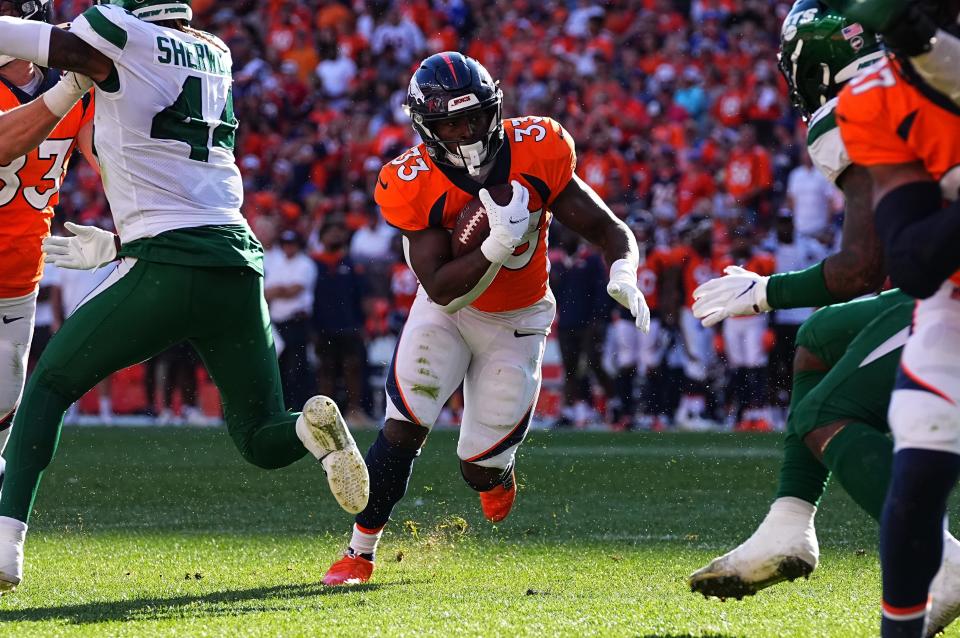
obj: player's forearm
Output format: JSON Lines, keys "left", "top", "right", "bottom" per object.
{"left": 419, "top": 250, "right": 494, "bottom": 306}
{"left": 876, "top": 180, "right": 960, "bottom": 299}
{"left": 597, "top": 220, "right": 639, "bottom": 273}
{"left": 827, "top": 163, "right": 886, "bottom": 301}
{"left": 766, "top": 262, "right": 837, "bottom": 310}
{"left": 0, "top": 99, "right": 62, "bottom": 164}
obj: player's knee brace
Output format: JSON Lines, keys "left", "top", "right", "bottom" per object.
{"left": 355, "top": 429, "right": 421, "bottom": 530}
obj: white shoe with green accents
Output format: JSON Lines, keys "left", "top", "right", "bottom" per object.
{"left": 0, "top": 516, "right": 26, "bottom": 594}
{"left": 296, "top": 396, "right": 369, "bottom": 515}
{"left": 689, "top": 497, "right": 819, "bottom": 600}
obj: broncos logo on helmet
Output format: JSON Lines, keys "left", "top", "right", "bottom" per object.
{"left": 404, "top": 51, "right": 504, "bottom": 176}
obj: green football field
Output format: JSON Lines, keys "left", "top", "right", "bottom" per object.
{"left": 1, "top": 426, "right": 954, "bottom": 637}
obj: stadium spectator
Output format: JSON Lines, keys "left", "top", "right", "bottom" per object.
{"left": 786, "top": 151, "right": 837, "bottom": 238}
{"left": 312, "top": 219, "right": 372, "bottom": 427}
{"left": 349, "top": 205, "right": 397, "bottom": 266}
{"left": 265, "top": 229, "right": 318, "bottom": 410}
{"left": 720, "top": 229, "right": 775, "bottom": 431}
{"left": 550, "top": 231, "right": 615, "bottom": 428}
{"left": 28, "top": 264, "right": 61, "bottom": 374}
{"left": 766, "top": 208, "right": 828, "bottom": 411}
{"left": 146, "top": 344, "right": 203, "bottom": 425}
{"left": 724, "top": 124, "right": 773, "bottom": 222}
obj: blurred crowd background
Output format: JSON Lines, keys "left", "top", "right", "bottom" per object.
{"left": 39, "top": 0, "right": 848, "bottom": 430}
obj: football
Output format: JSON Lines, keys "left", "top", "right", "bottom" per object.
{"left": 451, "top": 183, "right": 513, "bottom": 257}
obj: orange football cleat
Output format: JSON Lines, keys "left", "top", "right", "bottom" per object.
{"left": 479, "top": 469, "right": 516, "bottom": 523}
{"left": 322, "top": 553, "right": 374, "bottom": 586}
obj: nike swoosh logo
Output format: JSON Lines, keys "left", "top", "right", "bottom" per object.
{"left": 734, "top": 281, "right": 757, "bottom": 299}
{"left": 509, "top": 216, "right": 526, "bottom": 224}
{"left": 514, "top": 329, "right": 539, "bottom": 338}
{"left": 1, "top": 315, "right": 23, "bottom": 324}
{"left": 378, "top": 177, "right": 389, "bottom": 190}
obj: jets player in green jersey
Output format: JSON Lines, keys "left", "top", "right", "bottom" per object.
{"left": 0, "top": 0, "right": 369, "bottom": 593}
{"left": 688, "top": 2, "right": 960, "bottom": 633}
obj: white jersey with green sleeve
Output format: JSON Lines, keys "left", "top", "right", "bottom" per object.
{"left": 805, "top": 97, "right": 851, "bottom": 185}
{"left": 69, "top": 4, "right": 244, "bottom": 244}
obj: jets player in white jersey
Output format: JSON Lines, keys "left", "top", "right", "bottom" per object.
{"left": 0, "top": 0, "right": 369, "bottom": 593}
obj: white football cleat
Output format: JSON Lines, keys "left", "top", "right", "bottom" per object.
{"left": 0, "top": 516, "right": 26, "bottom": 594}
{"left": 690, "top": 497, "right": 818, "bottom": 600}
{"left": 927, "top": 533, "right": 960, "bottom": 637}
{"left": 296, "top": 395, "right": 369, "bottom": 515}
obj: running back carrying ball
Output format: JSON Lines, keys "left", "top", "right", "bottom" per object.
{"left": 451, "top": 183, "right": 513, "bottom": 257}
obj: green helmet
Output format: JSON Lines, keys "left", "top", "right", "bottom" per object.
{"left": 96, "top": 0, "right": 192, "bottom": 23}
{"left": 778, "top": 0, "right": 884, "bottom": 118}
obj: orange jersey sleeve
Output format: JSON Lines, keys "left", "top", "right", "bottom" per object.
{"left": 0, "top": 75, "right": 93, "bottom": 298}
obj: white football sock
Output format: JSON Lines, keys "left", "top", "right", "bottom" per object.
{"left": 349, "top": 523, "right": 382, "bottom": 557}
{"left": 767, "top": 496, "right": 817, "bottom": 524}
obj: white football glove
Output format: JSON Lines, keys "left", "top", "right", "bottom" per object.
{"left": 43, "top": 222, "right": 118, "bottom": 270}
{"left": 479, "top": 180, "right": 531, "bottom": 264}
{"left": 607, "top": 258, "right": 651, "bottom": 333}
{"left": 692, "top": 265, "right": 771, "bottom": 328}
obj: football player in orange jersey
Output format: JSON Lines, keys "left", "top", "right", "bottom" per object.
{"left": 835, "top": 11, "right": 960, "bottom": 633}
{"left": 717, "top": 229, "right": 776, "bottom": 432}
{"left": 632, "top": 212, "right": 679, "bottom": 430}
{"left": 322, "top": 51, "right": 651, "bottom": 586}
{"left": 672, "top": 214, "right": 723, "bottom": 429}
{"left": 0, "top": 0, "right": 98, "bottom": 489}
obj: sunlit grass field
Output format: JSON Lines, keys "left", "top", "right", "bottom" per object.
{"left": 1, "top": 427, "right": 947, "bottom": 637}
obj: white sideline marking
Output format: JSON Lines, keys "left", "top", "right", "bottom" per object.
{"left": 525, "top": 445, "right": 780, "bottom": 460}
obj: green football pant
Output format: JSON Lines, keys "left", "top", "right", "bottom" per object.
{"left": 776, "top": 290, "right": 912, "bottom": 508}
{"left": 0, "top": 258, "right": 305, "bottom": 523}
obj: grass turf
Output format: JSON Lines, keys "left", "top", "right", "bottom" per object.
{"left": 0, "top": 427, "right": 945, "bottom": 637}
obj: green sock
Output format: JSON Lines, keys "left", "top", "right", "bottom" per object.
{"left": 821, "top": 421, "right": 892, "bottom": 522}
{"left": 775, "top": 369, "right": 830, "bottom": 505}
{"left": 0, "top": 379, "right": 71, "bottom": 523}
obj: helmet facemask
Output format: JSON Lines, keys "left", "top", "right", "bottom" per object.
{"left": 411, "top": 98, "right": 503, "bottom": 176}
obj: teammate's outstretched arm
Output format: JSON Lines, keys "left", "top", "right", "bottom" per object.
{"left": 550, "top": 173, "right": 650, "bottom": 332}
{"left": 692, "top": 164, "right": 884, "bottom": 327}
{"left": 871, "top": 161, "right": 960, "bottom": 299}
{"left": 0, "top": 17, "right": 112, "bottom": 81}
